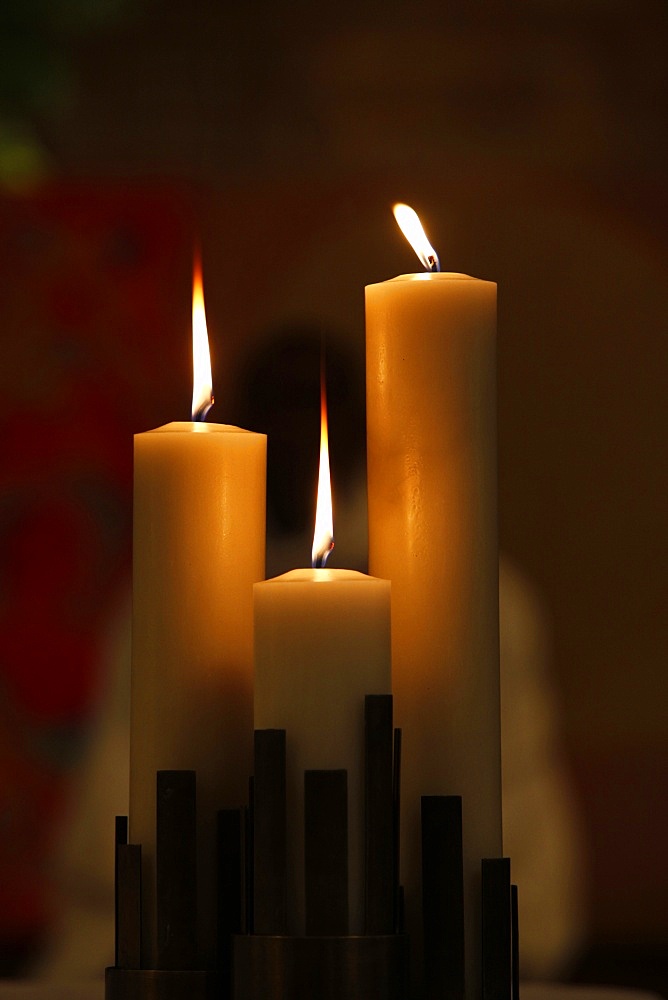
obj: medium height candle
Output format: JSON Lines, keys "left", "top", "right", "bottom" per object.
{"left": 365, "top": 206, "right": 501, "bottom": 999}
{"left": 130, "top": 263, "right": 266, "bottom": 967}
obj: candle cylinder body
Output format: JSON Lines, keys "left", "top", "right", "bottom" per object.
{"left": 366, "top": 274, "right": 501, "bottom": 998}
{"left": 254, "top": 568, "right": 391, "bottom": 935}
{"left": 131, "top": 421, "right": 266, "bottom": 968}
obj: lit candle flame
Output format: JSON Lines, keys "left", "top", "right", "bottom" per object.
{"left": 311, "top": 365, "right": 334, "bottom": 568}
{"left": 393, "top": 203, "right": 440, "bottom": 272}
{"left": 191, "top": 255, "right": 214, "bottom": 421}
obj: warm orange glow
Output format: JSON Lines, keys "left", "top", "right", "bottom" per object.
{"left": 311, "top": 372, "right": 334, "bottom": 568}
{"left": 393, "top": 203, "right": 440, "bottom": 272}
{"left": 191, "top": 255, "right": 214, "bottom": 421}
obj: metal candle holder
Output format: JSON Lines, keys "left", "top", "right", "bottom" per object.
{"left": 105, "top": 694, "right": 519, "bottom": 1000}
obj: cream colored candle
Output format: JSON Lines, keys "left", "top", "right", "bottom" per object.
{"left": 254, "top": 567, "right": 391, "bottom": 935}
{"left": 254, "top": 376, "right": 391, "bottom": 935}
{"left": 130, "top": 265, "right": 266, "bottom": 967}
{"left": 366, "top": 207, "right": 501, "bottom": 998}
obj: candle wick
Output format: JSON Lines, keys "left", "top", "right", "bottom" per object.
{"left": 193, "top": 395, "right": 214, "bottom": 422}
{"left": 312, "top": 540, "right": 334, "bottom": 569}
{"left": 428, "top": 255, "right": 440, "bottom": 273}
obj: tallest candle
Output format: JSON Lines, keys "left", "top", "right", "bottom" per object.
{"left": 366, "top": 208, "right": 501, "bottom": 1000}
{"left": 130, "top": 264, "right": 266, "bottom": 968}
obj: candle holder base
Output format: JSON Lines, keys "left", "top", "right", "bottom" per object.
{"left": 105, "top": 967, "right": 224, "bottom": 1000}
{"left": 108, "top": 697, "right": 518, "bottom": 1000}
{"left": 233, "top": 933, "right": 409, "bottom": 1000}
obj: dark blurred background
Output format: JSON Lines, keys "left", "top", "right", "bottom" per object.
{"left": 0, "top": 0, "right": 666, "bottom": 993}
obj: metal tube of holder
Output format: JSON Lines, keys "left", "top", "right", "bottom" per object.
{"left": 253, "top": 730, "right": 287, "bottom": 934}
{"left": 481, "top": 857, "right": 511, "bottom": 1000}
{"left": 115, "top": 816, "right": 128, "bottom": 967}
{"left": 511, "top": 884, "right": 520, "bottom": 1000}
{"left": 156, "top": 770, "right": 197, "bottom": 970}
{"left": 116, "top": 844, "right": 142, "bottom": 970}
{"left": 245, "top": 779, "right": 254, "bottom": 933}
{"left": 304, "top": 769, "right": 348, "bottom": 935}
{"left": 421, "top": 795, "right": 465, "bottom": 1000}
{"left": 392, "top": 727, "right": 402, "bottom": 933}
{"left": 364, "top": 694, "right": 394, "bottom": 934}
{"left": 218, "top": 809, "right": 243, "bottom": 997}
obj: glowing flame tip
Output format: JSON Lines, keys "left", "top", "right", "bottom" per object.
{"left": 191, "top": 258, "right": 214, "bottom": 421}
{"left": 311, "top": 376, "right": 334, "bottom": 568}
{"left": 392, "top": 202, "right": 440, "bottom": 272}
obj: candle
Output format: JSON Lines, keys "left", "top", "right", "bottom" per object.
{"left": 130, "top": 260, "right": 266, "bottom": 967}
{"left": 365, "top": 205, "right": 502, "bottom": 998}
{"left": 254, "top": 375, "right": 391, "bottom": 935}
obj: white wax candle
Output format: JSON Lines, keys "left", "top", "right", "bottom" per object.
{"left": 131, "top": 420, "right": 266, "bottom": 967}
{"left": 366, "top": 270, "right": 501, "bottom": 999}
{"left": 254, "top": 567, "right": 391, "bottom": 935}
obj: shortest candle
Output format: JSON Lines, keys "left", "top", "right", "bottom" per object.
{"left": 254, "top": 568, "right": 391, "bottom": 936}
{"left": 253, "top": 369, "right": 391, "bottom": 936}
